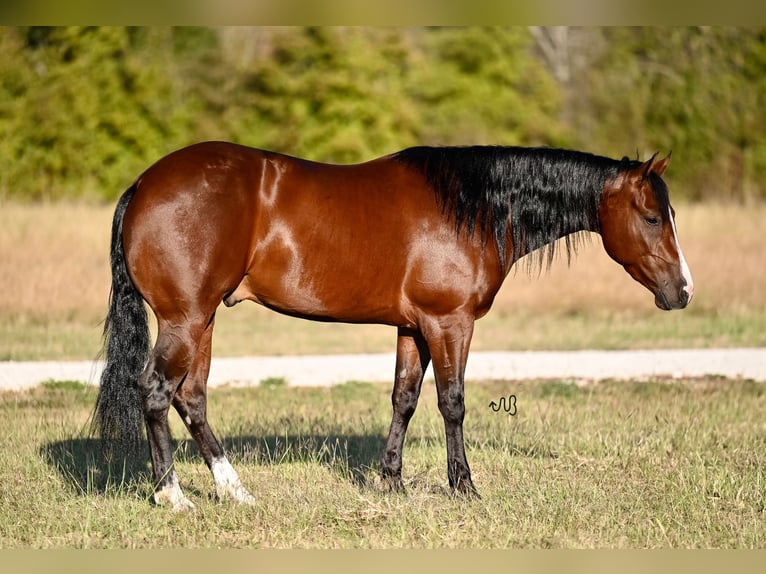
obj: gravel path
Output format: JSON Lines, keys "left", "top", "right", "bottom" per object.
{"left": 1, "top": 348, "right": 764, "bottom": 391}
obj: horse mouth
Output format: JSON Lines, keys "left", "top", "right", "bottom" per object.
{"left": 655, "top": 286, "right": 690, "bottom": 311}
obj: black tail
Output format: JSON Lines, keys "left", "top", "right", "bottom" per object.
{"left": 92, "top": 183, "right": 150, "bottom": 455}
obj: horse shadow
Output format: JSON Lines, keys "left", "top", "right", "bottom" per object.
{"left": 41, "top": 432, "right": 387, "bottom": 497}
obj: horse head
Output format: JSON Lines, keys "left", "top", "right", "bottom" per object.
{"left": 599, "top": 153, "right": 694, "bottom": 310}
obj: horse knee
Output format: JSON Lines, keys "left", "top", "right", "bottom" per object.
{"left": 392, "top": 374, "right": 422, "bottom": 420}
{"left": 437, "top": 386, "right": 465, "bottom": 424}
{"left": 393, "top": 400, "right": 417, "bottom": 427}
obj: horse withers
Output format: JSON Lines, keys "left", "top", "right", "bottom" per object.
{"left": 93, "top": 142, "right": 693, "bottom": 510}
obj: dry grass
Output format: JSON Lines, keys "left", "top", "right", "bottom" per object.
{"left": 2, "top": 377, "right": 765, "bottom": 548}
{"left": 501, "top": 202, "right": 764, "bottom": 314}
{"left": 0, "top": 202, "right": 111, "bottom": 320}
{"left": 1, "top": 200, "right": 764, "bottom": 359}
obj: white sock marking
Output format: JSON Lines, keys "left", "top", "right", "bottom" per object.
{"left": 153, "top": 472, "right": 195, "bottom": 511}
{"left": 212, "top": 457, "right": 256, "bottom": 505}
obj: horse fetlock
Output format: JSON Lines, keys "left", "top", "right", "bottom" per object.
{"left": 449, "top": 470, "right": 479, "bottom": 498}
{"left": 447, "top": 459, "right": 476, "bottom": 495}
{"left": 379, "top": 456, "right": 407, "bottom": 493}
{"left": 455, "top": 480, "right": 481, "bottom": 499}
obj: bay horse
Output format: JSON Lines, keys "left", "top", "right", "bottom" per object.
{"left": 93, "top": 142, "right": 693, "bottom": 510}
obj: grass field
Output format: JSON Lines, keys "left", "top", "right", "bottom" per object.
{"left": 1, "top": 376, "right": 764, "bottom": 548}
{"left": 0, "top": 200, "right": 765, "bottom": 360}
{"left": 2, "top": 200, "right": 764, "bottom": 548}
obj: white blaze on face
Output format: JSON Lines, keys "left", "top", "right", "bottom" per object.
{"left": 668, "top": 209, "right": 694, "bottom": 301}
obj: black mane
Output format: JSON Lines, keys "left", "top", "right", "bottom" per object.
{"left": 395, "top": 145, "right": 639, "bottom": 270}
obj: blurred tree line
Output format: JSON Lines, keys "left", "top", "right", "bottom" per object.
{"left": 1, "top": 26, "right": 764, "bottom": 202}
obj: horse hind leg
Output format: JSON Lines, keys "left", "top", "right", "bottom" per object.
{"left": 172, "top": 315, "right": 255, "bottom": 505}
{"left": 142, "top": 312, "right": 235, "bottom": 511}
{"left": 139, "top": 321, "right": 199, "bottom": 511}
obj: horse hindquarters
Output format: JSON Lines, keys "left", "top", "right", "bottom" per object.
{"left": 119, "top": 163, "right": 260, "bottom": 509}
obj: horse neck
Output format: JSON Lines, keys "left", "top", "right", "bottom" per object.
{"left": 507, "top": 159, "right": 608, "bottom": 269}
{"left": 392, "top": 145, "right": 616, "bottom": 272}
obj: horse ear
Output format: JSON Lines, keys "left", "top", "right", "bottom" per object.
{"left": 653, "top": 151, "right": 671, "bottom": 176}
{"left": 640, "top": 152, "right": 660, "bottom": 179}
{"left": 640, "top": 151, "right": 671, "bottom": 179}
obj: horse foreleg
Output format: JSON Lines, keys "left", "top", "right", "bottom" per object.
{"left": 422, "top": 315, "right": 479, "bottom": 497}
{"left": 172, "top": 316, "right": 255, "bottom": 506}
{"left": 381, "top": 327, "right": 431, "bottom": 492}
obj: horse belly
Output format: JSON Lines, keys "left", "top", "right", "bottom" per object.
{"left": 242, "top": 236, "right": 412, "bottom": 326}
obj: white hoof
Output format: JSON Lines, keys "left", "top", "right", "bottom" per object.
{"left": 212, "top": 457, "right": 256, "bottom": 506}
{"left": 153, "top": 476, "right": 196, "bottom": 511}
{"left": 169, "top": 496, "right": 197, "bottom": 512}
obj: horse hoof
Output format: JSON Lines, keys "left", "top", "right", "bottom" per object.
{"left": 153, "top": 477, "right": 196, "bottom": 511}
{"left": 453, "top": 480, "right": 481, "bottom": 499}
{"left": 212, "top": 458, "right": 256, "bottom": 506}
{"left": 153, "top": 490, "right": 196, "bottom": 511}
{"left": 380, "top": 474, "right": 406, "bottom": 494}
{"left": 217, "top": 486, "right": 256, "bottom": 506}
{"left": 171, "top": 497, "right": 197, "bottom": 512}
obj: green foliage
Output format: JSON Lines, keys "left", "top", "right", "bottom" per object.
{"left": 0, "top": 28, "right": 194, "bottom": 200}
{"left": 408, "top": 27, "right": 566, "bottom": 147}
{"left": 1, "top": 26, "right": 765, "bottom": 201}
{"left": 577, "top": 27, "right": 766, "bottom": 201}
{"left": 0, "top": 26, "right": 563, "bottom": 200}
{"left": 228, "top": 27, "right": 422, "bottom": 162}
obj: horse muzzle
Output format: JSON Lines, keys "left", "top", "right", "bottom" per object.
{"left": 654, "top": 281, "right": 692, "bottom": 311}
{"left": 623, "top": 258, "right": 693, "bottom": 311}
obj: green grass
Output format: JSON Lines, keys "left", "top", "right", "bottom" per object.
{"left": 1, "top": 377, "right": 765, "bottom": 548}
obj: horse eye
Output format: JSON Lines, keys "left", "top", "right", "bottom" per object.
{"left": 645, "top": 216, "right": 660, "bottom": 226}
